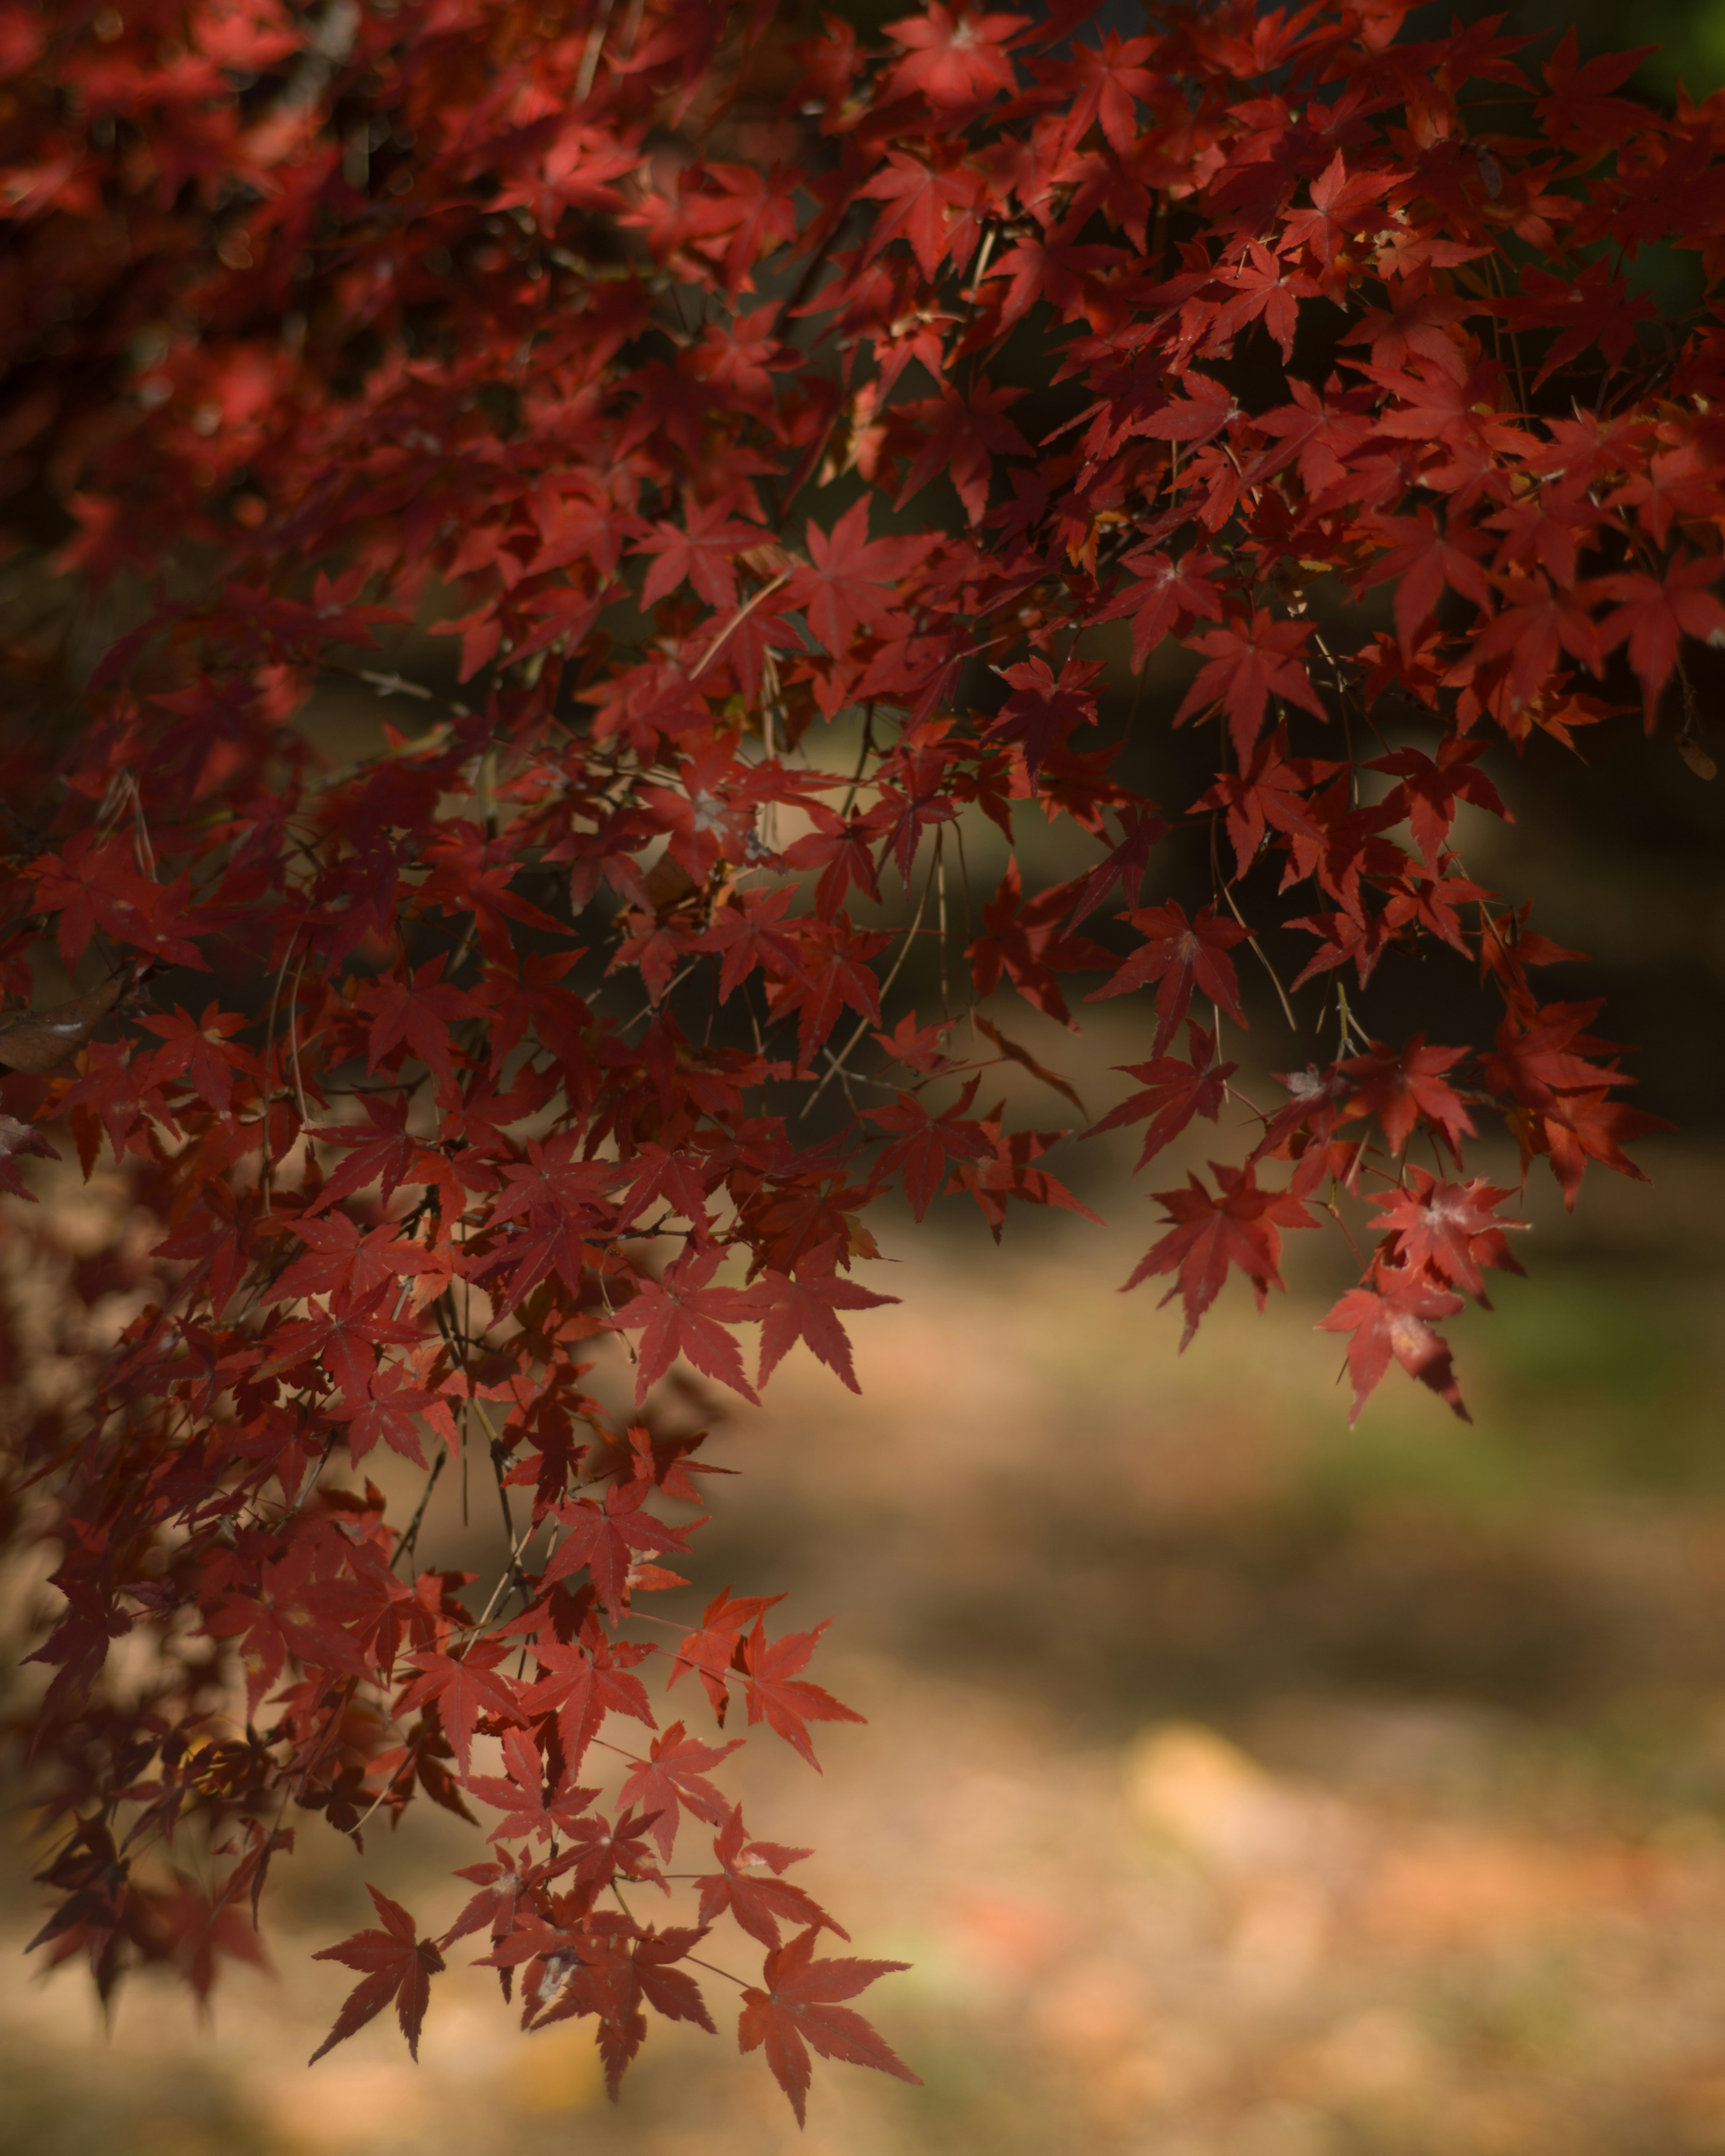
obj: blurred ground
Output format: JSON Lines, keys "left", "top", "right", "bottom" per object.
{"left": 5, "top": 1134, "right": 1725, "bottom": 2155}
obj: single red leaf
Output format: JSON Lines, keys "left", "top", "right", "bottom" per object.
{"left": 738, "top": 1926, "right": 918, "bottom": 2125}
{"left": 309, "top": 1885, "right": 445, "bottom": 2065}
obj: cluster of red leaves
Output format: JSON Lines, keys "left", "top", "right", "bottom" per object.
{"left": 0, "top": 0, "right": 1713, "bottom": 2120}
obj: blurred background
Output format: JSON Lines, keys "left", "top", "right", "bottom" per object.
{"left": 6, "top": 1, "right": 1725, "bottom": 2152}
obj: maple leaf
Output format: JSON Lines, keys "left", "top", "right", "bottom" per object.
{"left": 1086, "top": 1021, "right": 1236, "bottom": 1168}
{"left": 739, "top": 1927, "right": 918, "bottom": 2125}
{"left": 1066, "top": 805, "right": 1167, "bottom": 927}
{"left": 606, "top": 1245, "right": 761, "bottom": 1407}
{"left": 771, "top": 921, "right": 892, "bottom": 1069}
{"left": 982, "top": 231, "right": 1121, "bottom": 331}
{"left": 29, "top": 833, "right": 211, "bottom": 969}
{"left": 783, "top": 805, "right": 885, "bottom": 919}
{"left": 0, "top": 1112, "right": 57, "bottom": 1199}
{"left": 1318, "top": 1274, "right": 1469, "bottom": 1424}
{"left": 540, "top": 1479, "right": 697, "bottom": 1617}
{"left": 882, "top": 4, "right": 1026, "bottom": 107}
{"left": 309, "top": 1886, "right": 445, "bottom": 2064}
{"left": 136, "top": 1004, "right": 258, "bottom": 1114}
{"left": 698, "top": 1807, "right": 845, "bottom": 1950}
{"left": 864, "top": 1074, "right": 993, "bottom": 1220}
{"left": 396, "top": 1643, "right": 521, "bottom": 1777}
{"left": 668, "top": 1585, "right": 784, "bottom": 1717}
{"left": 1368, "top": 1170, "right": 1526, "bottom": 1301}
{"left": 358, "top": 955, "right": 485, "bottom": 1100}
{"left": 1172, "top": 610, "right": 1328, "bottom": 764}
{"left": 1360, "top": 509, "right": 1494, "bottom": 655}
{"left": 543, "top": 1918, "right": 716, "bottom": 2096}
{"left": 968, "top": 861, "right": 1110, "bottom": 1030}
{"left": 619, "top": 1723, "right": 744, "bottom": 1858}
{"left": 1125, "top": 1162, "right": 1317, "bottom": 1347}
{"left": 523, "top": 1635, "right": 656, "bottom": 1773}
{"left": 857, "top": 150, "right": 979, "bottom": 279}
{"left": 1086, "top": 900, "right": 1250, "bottom": 1054}
{"left": 1100, "top": 547, "right": 1225, "bottom": 671}
{"left": 265, "top": 1215, "right": 441, "bottom": 1309}
{"left": 740, "top": 1618, "right": 864, "bottom": 1767}
{"left": 155, "top": 1873, "right": 271, "bottom": 2007}
{"left": 747, "top": 1257, "right": 899, "bottom": 1392}
{"left": 1139, "top": 370, "right": 1237, "bottom": 446}
{"left": 307, "top": 1097, "right": 429, "bottom": 1214}
{"left": 635, "top": 501, "right": 765, "bottom": 611}
{"left": 329, "top": 1361, "right": 439, "bottom": 1467}
{"left": 1535, "top": 27, "right": 1655, "bottom": 149}
{"left": 895, "top": 383, "right": 1029, "bottom": 525}
{"left": 464, "top": 1726, "right": 597, "bottom": 1845}
{"left": 1483, "top": 999, "right": 1670, "bottom": 1206}
{"left": 985, "top": 653, "right": 1103, "bottom": 779}
{"left": 1367, "top": 738, "right": 1508, "bottom": 866}
{"left": 1469, "top": 577, "right": 1603, "bottom": 716}
{"left": 1213, "top": 242, "right": 1319, "bottom": 362}
{"left": 1594, "top": 558, "right": 1725, "bottom": 725}
{"left": 787, "top": 499, "right": 932, "bottom": 654}
{"left": 1282, "top": 147, "right": 1403, "bottom": 271}
{"left": 1053, "top": 29, "right": 1162, "bottom": 154}
{"left": 1339, "top": 1034, "right": 1475, "bottom": 1158}
{"left": 258, "top": 1279, "right": 425, "bottom": 1402}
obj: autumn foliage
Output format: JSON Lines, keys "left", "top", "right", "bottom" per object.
{"left": 0, "top": 0, "right": 1716, "bottom": 2119}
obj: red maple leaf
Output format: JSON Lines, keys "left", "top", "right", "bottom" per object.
{"left": 1051, "top": 28, "right": 1162, "bottom": 153}
{"left": 739, "top": 1926, "right": 918, "bottom": 2125}
{"left": 1594, "top": 557, "right": 1725, "bottom": 725}
{"left": 740, "top": 1618, "right": 865, "bottom": 1767}
{"left": 856, "top": 149, "right": 979, "bottom": 278}
{"left": 309, "top": 1886, "right": 445, "bottom": 2065}
{"left": 1126, "top": 1161, "right": 1317, "bottom": 1346}
{"left": 635, "top": 500, "right": 765, "bottom": 610}
{"left": 895, "top": 383, "right": 1029, "bottom": 524}
{"left": 1366, "top": 738, "right": 1508, "bottom": 866}
{"left": 786, "top": 498, "right": 932, "bottom": 654}
{"left": 1086, "top": 900, "right": 1250, "bottom": 1053}
{"left": 1172, "top": 609, "right": 1328, "bottom": 763}
{"left": 306, "top": 1097, "right": 428, "bottom": 1214}
{"left": 1339, "top": 1034, "right": 1475, "bottom": 1158}
{"left": 864, "top": 1075, "right": 993, "bottom": 1220}
{"left": 985, "top": 653, "right": 1103, "bottom": 778}
{"left": 540, "top": 1918, "right": 716, "bottom": 2096}
{"left": 522, "top": 1634, "right": 656, "bottom": 1773}
{"left": 1100, "top": 547, "right": 1225, "bottom": 670}
{"left": 1360, "top": 509, "right": 1494, "bottom": 655}
{"left": 968, "top": 861, "right": 1110, "bottom": 1029}
{"left": 136, "top": 1004, "right": 258, "bottom": 1114}
{"left": 265, "top": 1215, "right": 441, "bottom": 1309}
{"left": 618, "top": 1722, "right": 744, "bottom": 1858}
{"left": 698, "top": 1805, "right": 845, "bottom": 1949}
{"left": 540, "top": 1479, "right": 698, "bottom": 1617}
{"left": 358, "top": 955, "right": 485, "bottom": 1100}
{"left": 882, "top": 4, "right": 1026, "bottom": 107}
{"left": 747, "top": 1255, "right": 899, "bottom": 1392}
{"left": 606, "top": 1245, "right": 761, "bottom": 1406}
{"left": 1086, "top": 1021, "right": 1237, "bottom": 1168}
{"left": 1195, "top": 730, "right": 1337, "bottom": 882}
{"left": 1317, "top": 1273, "right": 1469, "bottom": 1424}
{"left": 1368, "top": 1169, "right": 1526, "bottom": 1300}
{"left": 396, "top": 1643, "right": 522, "bottom": 1776}
{"left": 464, "top": 1726, "right": 597, "bottom": 1845}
